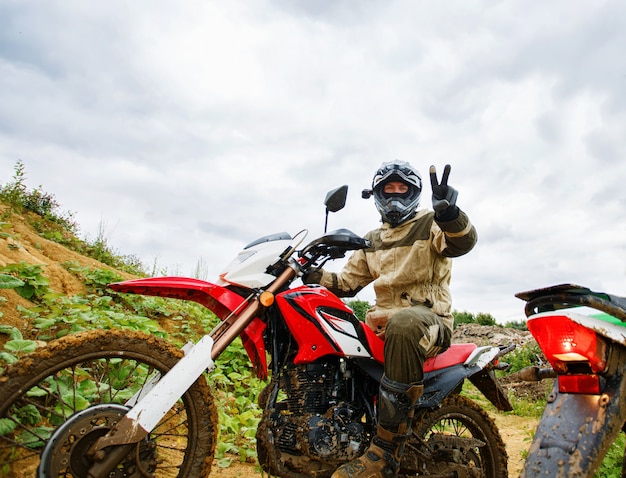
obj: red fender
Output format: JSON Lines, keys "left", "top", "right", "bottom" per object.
{"left": 109, "top": 277, "right": 269, "bottom": 379}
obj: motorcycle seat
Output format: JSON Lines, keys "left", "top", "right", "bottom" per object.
{"left": 423, "top": 343, "right": 477, "bottom": 372}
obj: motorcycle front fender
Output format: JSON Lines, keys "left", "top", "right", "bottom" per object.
{"left": 109, "top": 276, "right": 246, "bottom": 317}
{"left": 109, "top": 276, "right": 269, "bottom": 379}
{"left": 522, "top": 371, "right": 626, "bottom": 477}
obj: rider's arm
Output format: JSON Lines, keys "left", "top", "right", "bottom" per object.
{"left": 431, "top": 208, "right": 477, "bottom": 258}
{"left": 306, "top": 247, "right": 373, "bottom": 298}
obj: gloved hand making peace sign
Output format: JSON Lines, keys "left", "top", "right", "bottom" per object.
{"left": 430, "top": 164, "right": 459, "bottom": 221}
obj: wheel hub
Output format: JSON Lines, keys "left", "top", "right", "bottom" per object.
{"left": 38, "top": 403, "right": 156, "bottom": 477}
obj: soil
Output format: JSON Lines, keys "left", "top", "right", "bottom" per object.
{"left": 0, "top": 209, "right": 136, "bottom": 336}
{"left": 0, "top": 210, "right": 545, "bottom": 477}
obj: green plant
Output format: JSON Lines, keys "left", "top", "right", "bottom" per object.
{"left": 0, "top": 160, "right": 78, "bottom": 233}
{"left": 0, "top": 274, "right": 24, "bottom": 290}
{"left": 503, "top": 319, "right": 528, "bottom": 330}
{"left": 209, "top": 339, "right": 264, "bottom": 464}
{"left": 0, "top": 325, "right": 39, "bottom": 374}
{"left": 597, "top": 433, "right": 626, "bottom": 477}
{"left": 345, "top": 299, "right": 371, "bottom": 321}
{"left": 504, "top": 342, "right": 546, "bottom": 374}
{"left": 453, "top": 310, "right": 497, "bottom": 326}
{"left": 63, "top": 261, "right": 123, "bottom": 293}
{"left": 0, "top": 160, "right": 28, "bottom": 211}
{"left": 0, "top": 262, "right": 50, "bottom": 301}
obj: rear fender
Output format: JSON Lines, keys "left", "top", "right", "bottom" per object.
{"left": 109, "top": 277, "right": 269, "bottom": 379}
{"left": 421, "top": 346, "right": 513, "bottom": 411}
{"left": 522, "top": 375, "right": 626, "bottom": 477}
{"left": 522, "top": 347, "right": 626, "bottom": 477}
{"left": 468, "top": 367, "right": 512, "bottom": 411}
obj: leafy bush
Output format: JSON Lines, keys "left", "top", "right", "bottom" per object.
{"left": 503, "top": 319, "right": 528, "bottom": 330}
{"left": 504, "top": 342, "right": 546, "bottom": 374}
{"left": 597, "top": 433, "right": 626, "bottom": 477}
{"left": 0, "top": 160, "right": 144, "bottom": 275}
{"left": 0, "top": 262, "right": 50, "bottom": 301}
{"left": 453, "top": 310, "right": 497, "bottom": 326}
{"left": 0, "top": 160, "right": 78, "bottom": 234}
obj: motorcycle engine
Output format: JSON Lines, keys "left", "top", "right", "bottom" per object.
{"left": 269, "top": 402, "right": 367, "bottom": 462}
{"left": 261, "top": 362, "right": 370, "bottom": 470}
{"left": 305, "top": 406, "right": 367, "bottom": 460}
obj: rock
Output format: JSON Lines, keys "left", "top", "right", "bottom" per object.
{"left": 453, "top": 323, "right": 534, "bottom": 348}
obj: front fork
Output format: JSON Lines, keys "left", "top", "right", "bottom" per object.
{"left": 83, "top": 266, "right": 297, "bottom": 477}
{"left": 82, "top": 335, "right": 217, "bottom": 477}
{"left": 522, "top": 348, "right": 626, "bottom": 478}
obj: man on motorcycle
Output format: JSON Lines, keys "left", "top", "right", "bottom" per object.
{"left": 304, "top": 160, "right": 477, "bottom": 477}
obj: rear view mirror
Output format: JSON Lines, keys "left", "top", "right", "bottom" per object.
{"left": 324, "top": 185, "right": 348, "bottom": 213}
{"left": 323, "top": 185, "right": 348, "bottom": 233}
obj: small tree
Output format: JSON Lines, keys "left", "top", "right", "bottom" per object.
{"left": 453, "top": 310, "right": 476, "bottom": 326}
{"left": 453, "top": 310, "right": 497, "bottom": 327}
{"left": 475, "top": 312, "right": 497, "bottom": 326}
{"left": 0, "top": 160, "right": 28, "bottom": 210}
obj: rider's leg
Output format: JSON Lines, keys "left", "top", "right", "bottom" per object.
{"left": 331, "top": 307, "right": 450, "bottom": 478}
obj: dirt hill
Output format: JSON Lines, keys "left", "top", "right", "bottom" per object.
{"left": 0, "top": 207, "right": 136, "bottom": 335}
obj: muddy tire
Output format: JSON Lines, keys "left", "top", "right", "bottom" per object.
{"left": 0, "top": 329, "right": 218, "bottom": 477}
{"left": 404, "top": 394, "right": 508, "bottom": 478}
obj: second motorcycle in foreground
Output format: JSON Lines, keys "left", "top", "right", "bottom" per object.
{"left": 517, "top": 284, "right": 626, "bottom": 477}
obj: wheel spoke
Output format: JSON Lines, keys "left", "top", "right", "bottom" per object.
{"left": 405, "top": 394, "right": 508, "bottom": 477}
{"left": 0, "top": 329, "right": 216, "bottom": 477}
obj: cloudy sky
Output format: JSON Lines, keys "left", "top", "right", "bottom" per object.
{"left": 1, "top": 0, "right": 625, "bottom": 323}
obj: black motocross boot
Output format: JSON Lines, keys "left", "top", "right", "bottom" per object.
{"left": 331, "top": 375, "right": 423, "bottom": 478}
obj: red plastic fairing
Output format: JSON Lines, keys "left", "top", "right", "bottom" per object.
{"left": 423, "top": 343, "right": 477, "bottom": 372}
{"left": 277, "top": 285, "right": 363, "bottom": 364}
{"left": 109, "top": 277, "right": 269, "bottom": 379}
{"left": 361, "top": 324, "right": 384, "bottom": 362}
{"left": 275, "top": 285, "right": 478, "bottom": 371}
{"left": 240, "top": 318, "right": 268, "bottom": 380}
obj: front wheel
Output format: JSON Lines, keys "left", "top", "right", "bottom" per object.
{"left": 0, "top": 329, "right": 218, "bottom": 477}
{"left": 403, "top": 394, "right": 508, "bottom": 478}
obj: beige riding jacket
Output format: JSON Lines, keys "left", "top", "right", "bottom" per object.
{"left": 316, "top": 208, "right": 477, "bottom": 336}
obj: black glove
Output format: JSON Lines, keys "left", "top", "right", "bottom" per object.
{"left": 302, "top": 269, "right": 323, "bottom": 285}
{"left": 430, "top": 164, "right": 459, "bottom": 221}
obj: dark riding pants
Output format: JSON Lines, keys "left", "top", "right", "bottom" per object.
{"left": 383, "top": 305, "right": 452, "bottom": 384}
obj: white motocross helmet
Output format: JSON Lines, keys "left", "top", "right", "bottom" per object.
{"left": 372, "top": 160, "right": 422, "bottom": 227}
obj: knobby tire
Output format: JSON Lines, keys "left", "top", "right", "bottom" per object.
{"left": 407, "top": 394, "right": 508, "bottom": 478}
{"left": 0, "top": 329, "right": 218, "bottom": 477}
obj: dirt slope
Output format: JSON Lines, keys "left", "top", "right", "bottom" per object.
{"left": 0, "top": 208, "right": 135, "bottom": 333}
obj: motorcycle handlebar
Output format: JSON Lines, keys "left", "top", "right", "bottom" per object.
{"left": 298, "top": 228, "right": 370, "bottom": 269}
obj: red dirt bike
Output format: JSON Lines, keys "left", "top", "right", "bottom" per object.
{"left": 0, "top": 185, "right": 513, "bottom": 477}
{"left": 516, "top": 284, "right": 626, "bottom": 477}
